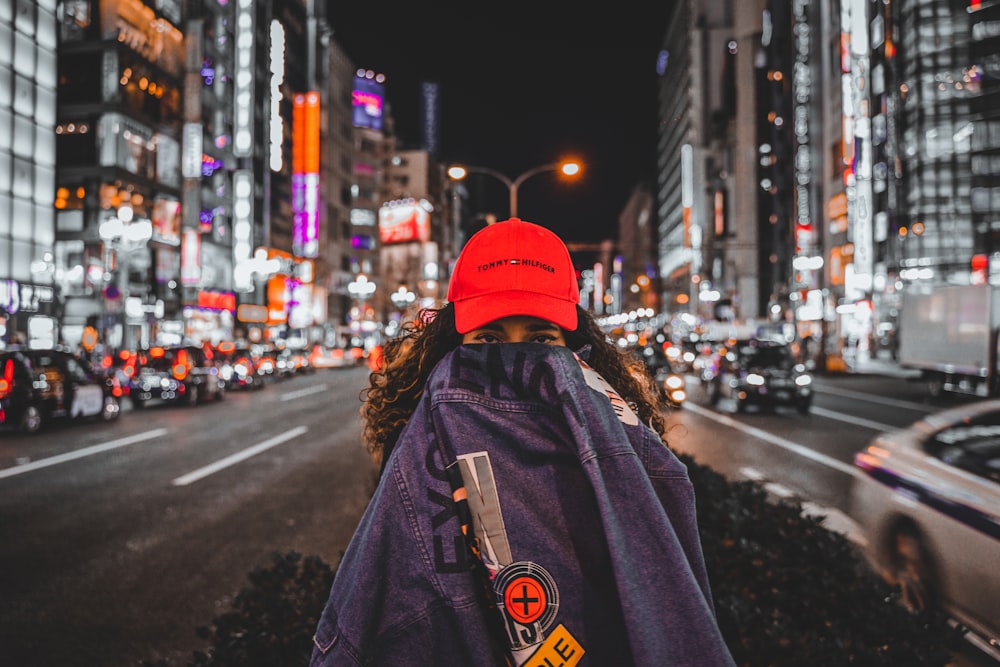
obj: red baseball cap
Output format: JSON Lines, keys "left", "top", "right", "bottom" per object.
{"left": 448, "top": 218, "right": 580, "bottom": 334}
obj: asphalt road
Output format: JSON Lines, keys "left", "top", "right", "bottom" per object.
{"left": 0, "top": 364, "right": 995, "bottom": 666}
{"left": 0, "top": 365, "right": 376, "bottom": 666}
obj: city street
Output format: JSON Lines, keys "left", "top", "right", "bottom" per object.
{"left": 0, "top": 363, "right": 996, "bottom": 666}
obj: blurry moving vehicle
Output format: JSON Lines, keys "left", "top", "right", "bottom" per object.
{"left": 898, "top": 284, "right": 999, "bottom": 397}
{"left": 276, "top": 347, "right": 312, "bottom": 377}
{"left": 655, "top": 360, "right": 687, "bottom": 409}
{"left": 664, "top": 340, "right": 698, "bottom": 373}
{"left": 0, "top": 348, "right": 122, "bottom": 434}
{"left": 851, "top": 400, "right": 1000, "bottom": 650}
{"left": 215, "top": 341, "right": 265, "bottom": 391}
{"left": 129, "top": 345, "right": 225, "bottom": 407}
{"left": 309, "top": 345, "right": 348, "bottom": 369}
{"left": 706, "top": 338, "right": 813, "bottom": 414}
{"left": 631, "top": 344, "right": 686, "bottom": 409}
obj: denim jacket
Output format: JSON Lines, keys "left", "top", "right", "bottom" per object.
{"left": 311, "top": 343, "right": 735, "bottom": 666}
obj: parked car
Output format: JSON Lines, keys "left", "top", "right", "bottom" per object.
{"left": 705, "top": 338, "right": 813, "bottom": 413}
{"left": 215, "top": 342, "right": 265, "bottom": 391}
{"left": 129, "top": 344, "right": 225, "bottom": 407}
{"left": 850, "top": 400, "right": 1000, "bottom": 650}
{"left": 0, "top": 348, "right": 122, "bottom": 434}
{"left": 276, "top": 346, "right": 312, "bottom": 377}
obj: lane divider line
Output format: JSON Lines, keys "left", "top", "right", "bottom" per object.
{"left": 172, "top": 425, "right": 308, "bottom": 486}
{"left": 0, "top": 429, "right": 169, "bottom": 480}
{"left": 684, "top": 402, "right": 860, "bottom": 477}
{"left": 281, "top": 385, "right": 327, "bottom": 401}
{"left": 810, "top": 405, "right": 897, "bottom": 432}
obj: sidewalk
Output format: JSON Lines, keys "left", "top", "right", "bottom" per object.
{"left": 829, "top": 349, "right": 921, "bottom": 379}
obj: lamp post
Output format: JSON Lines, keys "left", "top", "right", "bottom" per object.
{"left": 447, "top": 159, "right": 582, "bottom": 220}
{"left": 98, "top": 205, "right": 152, "bottom": 352}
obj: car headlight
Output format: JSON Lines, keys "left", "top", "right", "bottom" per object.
{"left": 664, "top": 375, "right": 684, "bottom": 390}
{"left": 746, "top": 373, "right": 765, "bottom": 386}
{"left": 795, "top": 374, "right": 812, "bottom": 386}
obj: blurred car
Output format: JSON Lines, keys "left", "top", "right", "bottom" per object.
{"left": 215, "top": 342, "right": 265, "bottom": 391}
{"left": 0, "top": 348, "right": 122, "bottom": 434}
{"left": 251, "top": 344, "right": 279, "bottom": 383}
{"left": 308, "top": 344, "right": 348, "bottom": 369}
{"left": 95, "top": 349, "right": 142, "bottom": 398}
{"left": 851, "top": 400, "right": 1000, "bottom": 650}
{"left": 655, "top": 359, "right": 687, "bottom": 409}
{"left": 705, "top": 338, "right": 813, "bottom": 414}
{"left": 631, "top": 344, "right": 687, "bottom": 409}
{"left": 664, "top": 340, "right": 698, "bottom": 373}
{"left": 276, "top": 347, "right": 312, "bottom": 377}
{"left": 129, "top": 344, "right": 226, "bottom": 407}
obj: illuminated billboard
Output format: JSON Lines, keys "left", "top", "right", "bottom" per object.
{"left": 378, "top": 199, "right": 432, "bottom": 245}
{"left": 293, "top": 92, "right": 320, "bottom": 258}
{"left": 352, "top": 73, "right": 385, "bottom": 131}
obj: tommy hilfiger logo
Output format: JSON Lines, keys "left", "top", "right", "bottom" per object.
{"left": 475, "top": 258, "right": 556, "bottom": 273}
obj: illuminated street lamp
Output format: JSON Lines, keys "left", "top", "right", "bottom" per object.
{"left": 447, "top": 159, "right": 582, "bottom": 219}
{"left": 389, "top": 285, "right": 416, "bottom": 312}
{"left": 98, "top": 204, "right": 153, "bottom": 351}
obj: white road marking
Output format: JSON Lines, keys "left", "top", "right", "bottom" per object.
{"left": 687, "top": 403, "right": 877, "bottom": 541}
{"left": 813, "top": 383, "right": 928, "bottom": 411}
{"left": 172, "top": 425, "right": 308, "bottom": 486}
{"left": 0, "top": 429, "right": 168, "bottom": 480}
{"left": 280, "top": 385, "right": 328, "bottom": 401}
{"left": 685, "top": 402, "right": 859, "bottom": 477}
{"left": 810, "top": 406, "right": 896, "bottom": 432}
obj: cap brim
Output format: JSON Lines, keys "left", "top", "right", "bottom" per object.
{"left": 454, "top": 292, "right": 578, "bottom": 334}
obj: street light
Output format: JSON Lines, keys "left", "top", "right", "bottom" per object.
{"left": 447, "top": 159, "right": 582, "bottom": 219}
{"left": 98, "top": 205, "right": 153, "bottom": 351}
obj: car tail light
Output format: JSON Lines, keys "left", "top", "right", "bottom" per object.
{"left": 173, "top": 349, "right": 190, "bottom": 381}
{"left": 0, "top": 359, "right": 13, "bottom": 399}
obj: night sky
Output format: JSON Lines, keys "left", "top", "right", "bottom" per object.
{"left": 324, "top": 2, "right": 676, "bottom": 248}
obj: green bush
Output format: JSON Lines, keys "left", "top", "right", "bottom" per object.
{"left": 678, "top": 453, "right": 961, "bottom": 666}
{"left": 170, "top": 456, "right": 963, "bottom": 666}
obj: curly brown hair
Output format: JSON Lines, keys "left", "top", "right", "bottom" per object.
{"left": 360, "top": 304, "right": 671, "bottom": 473}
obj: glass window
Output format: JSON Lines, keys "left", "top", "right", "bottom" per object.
{"left": 36, "top": 43, "right": 55, "bottom": 90}
{"left": 11, "top": 195, "right": 32, "bottom": 240}
{"left": 0, "top": 192, "right": 10, "bottom": 234}
{"left": 13, "top": 32, "right": 34, "bottom": 80}
{"left": 0, "top": 238, "right": 9, "bottom": 276}
{"left": 0, "top": 64, "right": 9, "bottom": 108}
{"left": 11, "top": 238, "right": 30, "bottom": 277}
{"left": 12, "top": 72, "right": 32, "bottom": 118}
{"left": 34, "top": 122, "right": 54, "bottom": 169}
{"left": 64, "top": 356, "right": 90, "bottom": 383}
{"left": 13, "top": 0, "right": 37, "bottom": 37}
{"left": 12, "top": 113, "right": 32, "bottom": 159}
{"left": 35, "top": 85, "right": 54, "bottom": 126}
{"left": 0, "top": 105, "right": 14, "bottom": 152}
{"left": 929, "top": 411, "right": 1000, "bottom": 484}
{"left": 58, "top": 51, "right": 102, "bottom": 104}
{"left": 11, "top": 154, "right": 31, "bottom": 199}
{"left": 0, "top": 20, "right": 11, "bottom": 68}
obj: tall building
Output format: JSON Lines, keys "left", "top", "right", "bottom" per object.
{"left": 318, "top": 37, "right": 355, "bottom": 345}
{"left": 54, "top": 0, "right": 186, "bottom": 351}
{"left": 0, "top": 0, "right": 59, "bottom": 348}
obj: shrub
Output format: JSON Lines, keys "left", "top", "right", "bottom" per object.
{"left": 184, "top": 552, "right": 335, "bottom": 667}
{"left": 173, "top": 457, "right": 962, "bottom": 666}
{"left": 679, "top": 453, "right": 961, "bottom": 666}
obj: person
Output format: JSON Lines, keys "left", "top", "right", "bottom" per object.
{"left": 310, "top": 218, "right": 735, "bottom": 666}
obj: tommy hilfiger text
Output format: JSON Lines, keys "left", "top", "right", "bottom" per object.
{"left": 476, "top": 259, "right": 556, "bottom": 273}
